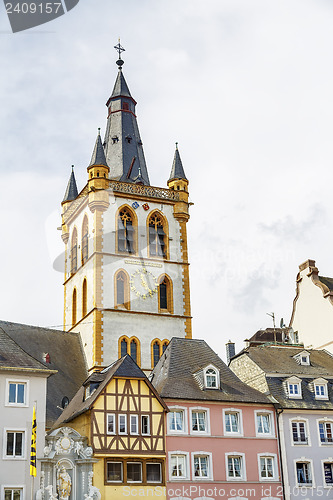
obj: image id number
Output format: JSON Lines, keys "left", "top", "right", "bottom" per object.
{"left": 6, "top": 3, "right": 62, "bottom": 14}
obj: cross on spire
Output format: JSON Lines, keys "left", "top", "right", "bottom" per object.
{"left": 114, "top": 39, "right": 125, "bottom": 60}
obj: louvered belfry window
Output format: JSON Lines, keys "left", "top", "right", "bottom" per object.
{"left": 148, "top": 213, "right": 166, "bottom": 258}
{"left": 118, "top": 209, "right": 134, "bottom": 253}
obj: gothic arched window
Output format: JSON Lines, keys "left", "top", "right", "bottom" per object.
{"left": 130, "top": 339, "right": 138, "bottom": 364}
{"left": 72, "top": 288, "right": 77, "bottom": 327}
{"left": 82, "top": 278, "right": 87, "bottom": 317}
{"left": 71, "top": 228, "right": 78, "bottom": 275}
{"left": 158, "top": 275, "right": 173, "bottom": 313}
{"left": 148, "top": 212, "right": 167, "bottom": 258}
{"left": 81, "top": 216, "right": 88, "bottom": 265}
{"left": 117, "top": 207, "right": 135, "bottom": 254}
{"left": 153, "top": 341, "right": 160, "bottom": 368}
{"left": 115, "top": 270, "right": 130, "bottom": 310}
{"left": 121, "top": 338, "right": 128, "bottom": 358}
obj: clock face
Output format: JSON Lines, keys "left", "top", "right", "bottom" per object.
{"left": 130, "top": 267, "right": 158, "bottom": 299}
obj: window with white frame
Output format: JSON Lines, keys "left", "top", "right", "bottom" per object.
{"left": 168, "top": 409, "right": 185, "bottom": 433}
{"left": 224, "top": 410, "right": 241, "bottom": 434}
{"left": 127, "top": 462, "right": 142, "bottom": 482}
{"left": 141, "top": 415, "right": 150, "bottom": 435}
{"left": 324, "top": 462, "right": 333, "bottom": 485}
{"left": 170, "top": 454, "right": 187, "bottom": 479}
{"left": 227, "top": 455, "right": 244, "bottom": 480}
{"left": 119, "top": 414, "right": 127, "bottom": 435}
{"left": 204, "top": 366, "right": 219, "bottom": 388}
{"left": 314, "top": 380, "right": 328, "bottom": 400}
{"left": 130, "top": 415, "right": 138, "bottom": 435}
{"left": 7, "top": 381, "right": 26, "bottom": 405}
{"left": 296, "top": 461, "right": 312, "bottom": 485}
{"left": 259, "top": 455, "right": 275, "bottom": 480}
{"left": 319, "top": 421, "right": 333, "bottom": 444}
{"left": 287, "top": 379, "right": 302, "bottom": 399}
{"left": 191, "top": 410, "right": 207, "bottom": 433}
{"left": 4, "top": 489, "right": 23, "bottom": 500}
{"left": 256, "top": 412, "right": 272, "bottom": 436}
{"left": 291, "top": 421, "right": 308, "bottom": 444}
{"left": 146, "top": 462, "right": 162, "bottom": 483}
{"left": 193, "top": 454, "right": 210, "bottom": 478}
{"left": 5, "top": 431, "right": 24, "bottom": 458}
{"left": 107, "top": 414, "right": 115, "bottom": 434}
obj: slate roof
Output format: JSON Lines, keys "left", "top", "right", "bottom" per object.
{"left": 237, "top": 346, "right": 333, "bottom": 377}
{"left": 266, "top": 376, "right": 333, "bottom": 410}
{"left": 62, "top": 167, "right": 78, "bottom": 203}
{"left": 111, "top": 68, "right": 132, "bottom": 99}
{"left": 0, "top": 320, "right": 87, "bottom": 428}
{"left": 245, "top": 328, "right": 284, "bottom": 345}
{"left": 89, "top": 131, "right": 108, "bottom": 167}
{"left": 151, "top": 338, "right": 270, "bottom": 404}
{"left": 52, "top": 355, "right": 167, "bottom": 429}
{"left": 318, "top": 275, "right": 333, "bottom": 291}
{"left": 169, "top": 146, "right": 187, "bottom": 181}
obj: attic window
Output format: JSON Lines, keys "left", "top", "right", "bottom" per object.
{"left": 204, "top": 366, "right": 219, "bottom": 389}
{"left": 314, "top": 379, "right": 329, "bottom": 400}
{"left": 294, "top": 351, "right": 310, "bottom": 366}
{"left": 301, "top": 355, "right": 309, "bottom": 365}
{"left": 85, "top": 382, "right": 99, "bottom": 400}
{"left": 287, "top": 377, "right": 302, "bottom": 399}
{"left": 125, "top": 135, "right": 132, "bottom": 144}
{"left": 112, "top": 136, "right": 119, "bottom": 144}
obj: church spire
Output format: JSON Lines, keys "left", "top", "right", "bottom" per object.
{"left": 103, "top": 42, "right": 150, "bottom": 186}
{"left": 62, "top": 165, "right": 78, "bottom": 203}
{"left": 89, "top": 128, "right": 108, "bottom": 167}
{"left": 169, "top": 143, "right": 187, "bottom": 182}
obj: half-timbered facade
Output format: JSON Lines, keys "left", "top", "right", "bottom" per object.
{"left": 52, "top": 354, "right": 168, "bottom": 498}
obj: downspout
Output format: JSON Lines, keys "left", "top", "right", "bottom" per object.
{"left": 275, "top": 405, "right": 286, "bottom": 500}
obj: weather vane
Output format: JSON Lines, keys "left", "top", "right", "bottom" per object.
{"left": 114, "top": 38, "right": 125, "bottom": 60}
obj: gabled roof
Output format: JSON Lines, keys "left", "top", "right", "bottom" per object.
{"left": 169, "top": 145, "right": 187, "bottom": 182}
{"left": 0, "top": 320, "right": 87, "bottom": 428}
{"left": 151, "top": 338, "right": 270, "bottom": 404}
{"left": 89, "top": 131, "right": 108, "bottom": 167}
{"left": 52, "top": 355, "right": 167, "bottom": 429}
{"left": 235, "top": 346, "right": 333, "bottom": 377}
{"left": 62, "top": 167, "right": 78, "bottom": 203}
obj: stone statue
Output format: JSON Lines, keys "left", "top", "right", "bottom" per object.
{"left": 57, "top": 466, "right": 71, "bottom": 500}
{"left": 45, "top": 485, "right": 58, "bottom": 500}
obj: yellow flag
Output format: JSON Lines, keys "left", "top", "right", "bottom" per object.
{"left": 30, "top": 406, "right": 37, "bottom": 477}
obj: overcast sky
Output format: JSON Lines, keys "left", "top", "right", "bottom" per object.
{"left": 0, "top": 0, "right": 333, "bottom": 360}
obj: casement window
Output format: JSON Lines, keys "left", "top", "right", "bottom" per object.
{"left": 169, "top": 410, "right": 185, "bottom": 433}
{"left": 319, "top": 422, "right": 333, "bottom": 444}
{"left": 227, "top": 456, "right": 243, "bottom": 479}
{"left": 119, "top": 414, "right": 127, "bottom": 435}
{"left": 107, "top": 414, "right": 115, "bottom": 435}
{"left": 324, "top": 462, "right": 333, "bottom": 485}
{"left": 130, "top": 415, "right": 138, "bottom": 435}
{"left": 193, "top": 455, "right": 209, "bottom": 478}
{"left": 4, "top": 489, "right": 23, "bottom": 500}
{"left": 170, "top": 454, "right": 187, "bottom": 479}
{"left": 288, "top": 382, "right": 302, "bottom": 398}
{"left": 292, "top": 421, "right": 308, "bottom": 444}
{"left": 106, "top": 459, "right": 163, "bottom": 485}
{"left": 148, "top": 212, "right": 167, "bottom": 258}
{"left": 256, "top": 413, "right": 272, "bottom": 435}
{"left": 296, "top": 461, "right": 312, "bottom": 485}
{"left": 191, "top": 410, "right": 207, "bottom": 433}
{"left": 315, "top": 383, "right": 328, "bottom": 399}
{"left": 127, "top": 462, "right": 142, "bottom": 482}
{"left": 204, "top": 367, "right": 219, "bottom": 388}
{"left": 117, "top": 208, "right": 135, "bottom": 254}
{"left": 259, "top": 456, "right": 275, "bottom": 480}
{"left": 7, "top": 382, "right": 26, "bottom": 406}
{"left": 141, "top": 415, "right": 150, "bottom": 435}
{"left": 5, "top": 431, "right": 24, "bottom": 458}
{"left": 224, "top": 411, "right": 241, "bottom": 434}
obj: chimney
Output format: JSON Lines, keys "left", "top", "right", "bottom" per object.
{"left": 226, "top": 340, "right": 236, "bottom": 364}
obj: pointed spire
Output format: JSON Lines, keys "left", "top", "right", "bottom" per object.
{"left": 62, "top": 165, "right": 78, "bottom": 203}
{"left": 169, "top": 143, "right": 187, "bottom": 181}
{"left": 111, "top": 70, "right": 132, "bottom": 99}
{"left": 89, "top": 129, "right": 108, "bottom": 167}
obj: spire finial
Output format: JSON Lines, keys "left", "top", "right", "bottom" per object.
{"left": 114, "top": 38, "right": 125, "bottom": 69}
{"left": 98, "top": 127, "right": 101, "bottom": 135}
{"left": 71, "top": 164, "right": 74, "bottom": 171}
{"left": 175, "top": 142, "right": 178, "bottom": 150}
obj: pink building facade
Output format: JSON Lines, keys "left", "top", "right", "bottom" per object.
{"left": 151, "top": 338, "right": 283, "bottom": 500}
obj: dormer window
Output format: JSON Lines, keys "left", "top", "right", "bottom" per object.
{"left": 294, "top": 350, "right": 310, "bottom": 366}
{"left": 287, "top": 377, "right": 302, "bottom": 399}
{"left": 204, "top": 366, "right": 219, "bottom": 389}
{"left": 313, "top": 378, "right": 329, "bottom": 400}
{"left": 84, "top": 382, "right": 99, "bottom": 400}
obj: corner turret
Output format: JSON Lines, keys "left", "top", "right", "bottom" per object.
{"left": 167, "top": 144, "right": 190, "bottom": 221}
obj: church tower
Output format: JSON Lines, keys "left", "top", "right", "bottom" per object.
{"left": 61, "top": 44, "right": 192, "bottom": 372}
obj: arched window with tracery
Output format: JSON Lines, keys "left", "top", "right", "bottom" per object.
{"left": 148, "top": 212, "right": 167, "bottom": 258}
{"left": 162, "top": 341, "right": 169, "bottom": 353}
{"left": 153, "top": 341, "right": 160, "bottom": 368}
{"left": 158, "top": 275, "right": 173, "bottom": 313}
{"left": 71, "top": 228, "right": 78, "bottom": 275}
{"left": 115, "top": 270, "right": 130, "bottom": 310}
{"left": 117, "top": 207, "right": 135, "bottom": 254}
{"left": 121, "top": 338, "right": 128, "bottom": 358}
{"left": 81, "top": 216, "right": 88, "bottom": 265}
{"left": 72, "top": 288, "right": 77, "bottom": 327}
{"left": 82, "top": 278, "right": 87, "bottom": 317}
{"left": 151, "top": 339, "right": 169, "bottom": 368}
